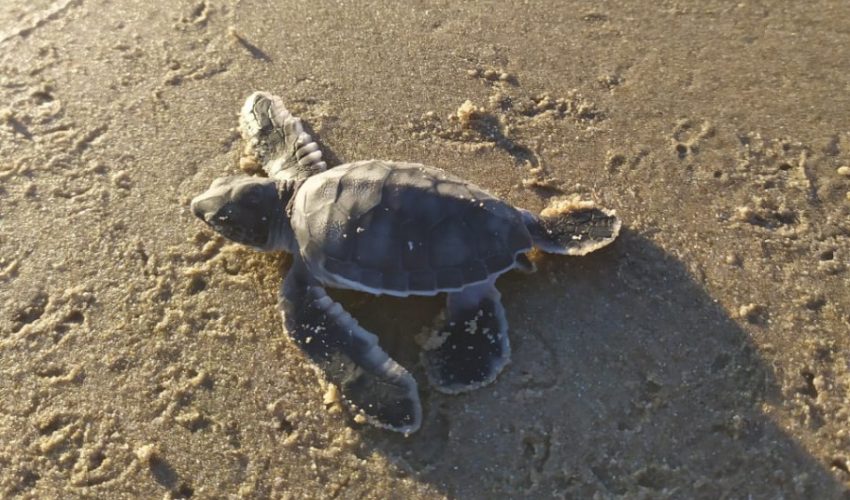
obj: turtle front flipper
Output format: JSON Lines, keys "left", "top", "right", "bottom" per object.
{"left": 280, "top": 257, "right": 421, "bottom": 433}
{"left": 523, "top": 198, "right": 621, "bottom": 256}
{"left": 240, "top": 91, "right": 327, "bottom": 181}
{"left": 422, "top": 281, "right": 511, "bottom": 394}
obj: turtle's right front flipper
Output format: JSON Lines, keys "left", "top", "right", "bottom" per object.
{"left": 239, "top": 91, "right": 327, "bottom": 181}
{"left": 280, "top": 257, "right": 421, "bottom": 434}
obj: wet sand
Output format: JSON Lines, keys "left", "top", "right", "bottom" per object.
{"left": 1, "top": 0, "right": 850, "bottom": 497}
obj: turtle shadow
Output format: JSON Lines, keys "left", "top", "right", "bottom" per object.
{"left": 469, "top": 113, "right": 538, "bottom": 167}
{"left": 347, "top": 228, "right": 845, "bottom": 498}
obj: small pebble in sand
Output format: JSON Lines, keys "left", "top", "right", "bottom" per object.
{"left": 738, "top": 303, "right": 765, "bottom": 324}
{"left": 801, "top": 294, "right": 826, "bottom": 312}
{"left": 725, "top": 253, "right": 742, "bottom": 266}
{"left": 134, "top": 443, "right": 160, "bottom": 464}
{"left": 240, "top": 155, "right": 261, "bottom": 173}
{"left": 837, "top": 166, "right": 850, "bottom": 177}
{"left": 455, "top": 100, "right": 482, "bottom": 129}
{"left": 323, "top": 384, "right": 343, "bottom": 415}
{"left": 111, "top": 171, "right": 132, "bottom": 189}
{"left": 0, "top": 259, "right": 19, "bottom": 280}
{"left": 733, "top": 206, "right": 756, "bottom": 223}
{"left": 521, "top": 177, "right": 560, "bottom": 189}
{"left": 323, "top": 384, "right": 341, "bottom": 406}
{"left": 0, "top": 108, "right": 16, "bottom": 130}
{"left": 175, "top": 410, "right": 207, "bottom": 430}
{"left": 812, "top": 374, "right": 827, "bottom": 395}
{"left": 489, "top": 91, "right": 509, "bottom": 109}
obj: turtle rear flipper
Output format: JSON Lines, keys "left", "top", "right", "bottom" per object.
{"left": 240, "top": 92, "right": 327, "bottom": 181}
{"left": 422, "top": 281, "right": 511, "bottom": 394}
{"left": 280, "top": 257, "right": 421, "bottom": 434}
{"left": 524, "top": 199, "right": 621, "bottom": 256}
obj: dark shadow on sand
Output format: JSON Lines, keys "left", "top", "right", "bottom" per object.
{"left": 301, "top": 134, "right": 843, "bottom": 498}
{"left": 468, "top": 113, "right": 538, "bottom": 167}
{"left": 339, "top": 228, "right": 846, "bottom": 498}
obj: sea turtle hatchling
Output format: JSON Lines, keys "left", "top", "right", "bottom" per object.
{"left": 190, "top": 91, "right": 621, "bottom": 434}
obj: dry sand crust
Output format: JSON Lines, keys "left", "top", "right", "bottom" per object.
{"left": 1, "top": 0, "right": 850, "bottom": 498}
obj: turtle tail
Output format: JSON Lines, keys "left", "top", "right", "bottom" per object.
{"left": 523, "top": 198, "right": 621, "bottom": 256}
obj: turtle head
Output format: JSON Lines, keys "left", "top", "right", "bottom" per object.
{"left": 191, "top": 175, "right": 294, "bottom": 252}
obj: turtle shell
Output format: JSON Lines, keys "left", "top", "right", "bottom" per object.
{"left": 290, "top": 161, "right": 532, "bottom": 295}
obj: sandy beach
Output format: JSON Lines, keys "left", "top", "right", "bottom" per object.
{"left": 2, "top": 0, "right": 850, "bottom": 497}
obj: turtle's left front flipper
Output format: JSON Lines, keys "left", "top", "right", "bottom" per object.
{"left": 280, "top": 257, "right": 422, "bottom": 433}
{"left": 240, "top": 91, "right": 327, "bottom": 181}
